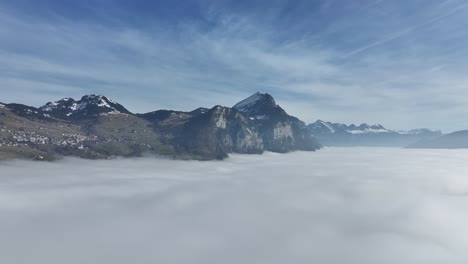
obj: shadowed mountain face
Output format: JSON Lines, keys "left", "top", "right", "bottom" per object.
{"left": 233, "top": 92, "right": 321, "bottom": 152}
{"left": 2, "top": 103, "right": 55, "bottom": 122}
{"left": 176, "top": 106, "right": 264, "bottom": 160}
{"left": 308, "top": 120, "right": 442, "bottom": 147}
{"left": 407, "top": 130, "right": 468, "bottom": 149}
{"left": 233, "top": 92, "right": 278, "bottom": 117}
{"left": 0, "top": 93, "right": 321, "bottom": 161}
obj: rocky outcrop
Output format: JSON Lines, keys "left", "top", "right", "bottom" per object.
{"left": 176, "top": 106, "right": 264, "bottom": 159}
{"left": 233, "top": 92, "right": 322, "bottom": 152}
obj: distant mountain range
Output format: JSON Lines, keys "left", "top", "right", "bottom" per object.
{"left": 0, "top": 93, "right": 321, "bottom": 160}
{"left": 407, "top": 130, "right": 468, "bottom": 149}
{"left": 308, "top": 120, "right": 442, "bottom": 147}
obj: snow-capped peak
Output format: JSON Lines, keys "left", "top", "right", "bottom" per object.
{"left": 40, "top": 98, "right": 77, "bottom": 112}
{"left": 309, "top": 120, "right": 336, "bottom": 133}
{"left": 80, "top": 95, "right": 115, "bottom": 109}
{"left": 320, "top": 120, "right": 335, "bottom": 133}
{"left": 309, "top": 120, "right": 443, "bottom": 137}
{"left": 346, "top": 123, "right": 389, "bottom": 134}
{"left": 309, "top": 120, "right": 392, "bottom": 135}
{"left": 233, "top": 92, "right": 277, "bottom": 116}
{"left": 40, "top": 94, "right": 130, "bottom": 119}
{"left": 346, "top": 127, "right": 390, "bottom": 134}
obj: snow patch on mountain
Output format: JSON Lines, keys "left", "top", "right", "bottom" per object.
{"left": 25, "top": 109, "right": 39, "bottom": 115}
{"left": 320, "top": 121, "right": 336, "bottom": 133}
{"left": 100, "top": 111, "right": 127, "bottom": 116}
{"left": 309, "top": 120, "right": 442, "bottom": 137}
{"left": 346, "top": 128, "right": 390, "bottom": 134}
{"left": 70, "top": 102, "right": 88, "bottom": 112}
{"left": 307, "top": 120, "right": 337, "bottom": 134}
{"left": 255, "top": 115, "right": 268, "bottom": 120}
{"left": 309, "top": 121, "right": 393, "bottom": 135}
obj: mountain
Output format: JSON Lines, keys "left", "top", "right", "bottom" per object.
{"left": 176, "top": 106, "right": 264, "bottom": 160}
{"left": 138, "top": 106, "right": 264, "bottom": 160}
{"left": 407, "top": 130, "right": 468, "bottom": 149}
{"left": 309, "top": 120, "right": 390, "bottom": 135}
{"left": 0, "top": 97, "right": 174, "bottom": 161}
{"left": 233, "top": 92, "right": 321, "bottom": 152}
{"left": 0, "top": 102, "right": 55, "bottom": 121}
{"left": 40, "top": 95, "right": 131, "bottom": 120}
{"left": 233, "top": 92, "right": 277, "bottom": 117}
{"left": 308, "top": 120, "right": 442, "bottom": 147}
{"left": 1, "top": 93, "right": 320, "bottom": 161}
{"left": 189, "top": 107, "right": 209, "bottom": 116}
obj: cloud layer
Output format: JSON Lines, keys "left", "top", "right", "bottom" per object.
{"left": 1, "top": 148, "right": 468, "bottom": 264}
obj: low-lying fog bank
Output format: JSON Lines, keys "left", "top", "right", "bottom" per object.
{"left": 1, "top": 147, "right": 468, "bottom": 264}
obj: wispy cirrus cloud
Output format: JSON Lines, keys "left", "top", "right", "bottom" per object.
{"left": 0, "top": 0, "right": 467, "bottom": 131}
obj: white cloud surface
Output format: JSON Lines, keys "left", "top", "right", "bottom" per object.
{"left": 1, "top": 148, "right": 468, "bottom": 264}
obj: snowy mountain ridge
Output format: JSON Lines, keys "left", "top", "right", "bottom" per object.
{"left": 40, "top": 95, "right": 130, "bottom": 119}
{"left": 309, "top": 120, "right": 392, "bottom": 135}
{"left": 308, "top": 120, "right": 442, "bottom": 147}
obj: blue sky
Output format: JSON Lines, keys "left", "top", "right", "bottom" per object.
{"left": 0, "top": 0, "right": 467, "bottom": 132}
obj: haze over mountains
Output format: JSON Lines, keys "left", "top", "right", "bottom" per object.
{"left": 0, "top": 92, "right": 465, "bottom": 161}
{"left": 408, "top": 130, "right": 468, "bottom": 149}
{"left": 308, "top": 120, "right": 442, "bottom": 147}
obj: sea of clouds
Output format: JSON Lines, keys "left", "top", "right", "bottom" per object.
{"left": 1, "top": 147, "right": 468, "bottom": 264}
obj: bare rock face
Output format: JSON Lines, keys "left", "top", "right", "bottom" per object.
{"left": 176, "top": 106, "right": 264, "bottom": 159}
{"left": 233, "top": 92, "right": 321, "bottom": 153}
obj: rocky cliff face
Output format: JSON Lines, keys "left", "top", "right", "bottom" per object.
{"left": 176, "top": 106, "right": 264, "bottom": 159}
{"left": 233, "top": 92, "right": 322, "bottom": 152}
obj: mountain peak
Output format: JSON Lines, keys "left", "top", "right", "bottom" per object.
{"left": 80, "top": 94, "right": 111, "bottom": 102}
{"left": 357, "top": 123, "right": 385, "bottom": 130}
{"left": 233, "top": 92, "right": 277, "bottom": 116}
{"left": 79, "top": 94, "right": 118, "bottom": 109}
{"left": 310, "top": 120, "right": 336, "bottom": 133}
{"left": 309, "top": 121, "right": 391, "bottom": 135}
{"left": 188, "top": 107, "right": 209, "bottom": 117}
{"left": 40, "top": 94, "right": 130, "bottom": 119}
